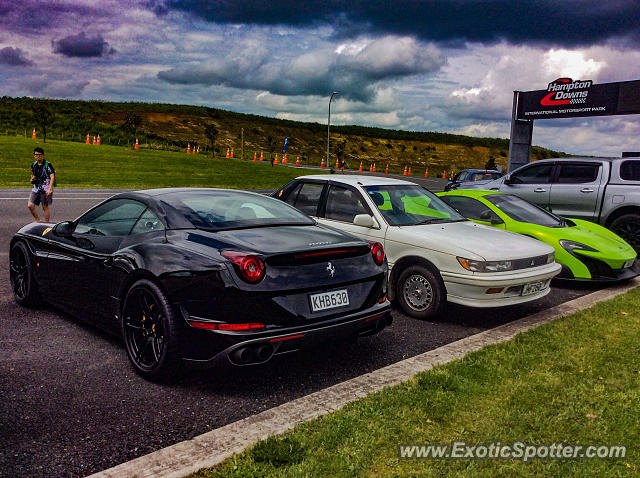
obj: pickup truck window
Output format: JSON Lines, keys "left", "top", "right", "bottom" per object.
{"left": 556, "top": 164, "right": 600, "bottom": 183}
{"left": 511, "top": 164, "right": 553, "bottom": 184}
{"left": 620, "top": 160, "right": 640, "bottom": 180}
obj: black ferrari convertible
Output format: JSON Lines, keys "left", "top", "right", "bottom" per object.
{"left": 10, "top": 188, "right": 391, "bottom": 380}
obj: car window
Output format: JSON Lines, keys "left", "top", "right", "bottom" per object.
{"left": 75, "top": 199, "right": 146, "bottom": 236}
{"left": 325, "top": 185, "right": 370, "bottom": 223}
{"left": 130, "top": 208, "right": 165, "bottom": 235}
{"left": 286, "top": 182, "right": 324, "bottom": 216}
{"left": 453, "top": 171, "right": 466, "bottom": 181}
{"left": 510, "top": 164, "right": 553, "bottom": 184}
{"left": 470, "top": 172, "right": 501, "bottom": 181}
{"left": 167, "top": 191, "right": 314, "bottom": 230}
{"left": 620, "top": 160, "right": 640, "bottom": 180}
{"left": 440, "top": 196, "right": 498, "bottom": 222}
{"left": 365, "top": 185, "right": 464, "bottom": 226}
{"left": 556, "top": 164, "right": 600, "bottom": 183}
{"left": 485, "top": 194, "right": 563, "bottom": 227}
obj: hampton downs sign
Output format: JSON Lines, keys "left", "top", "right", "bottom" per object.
{"left": 517, "top": 78, "right": 640, "bottom": 120}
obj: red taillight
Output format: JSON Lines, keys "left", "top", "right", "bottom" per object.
{"left": 222, "top": 251, "right": 265, "bottom": 283}
{"left": 369, "top": 241, "right": 385, "bottom": 266}
{"left": 188, "top": 321, "right": 265, "bottom": 331}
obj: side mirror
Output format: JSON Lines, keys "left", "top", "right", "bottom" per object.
{"left": 353, "top": 214, "right": 378, "bottom": 228}
{"left": 503, "top": 174, "right": 512, "bottom": 185}
{"left": 53, "top": 221, "right": 75, "bottom": 238}
{"left": 479, "top": 210, "right": 503, "bottom": 225}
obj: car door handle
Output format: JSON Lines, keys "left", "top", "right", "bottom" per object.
{"left": 534, "top": 188, "right": 546, "bottom": 193}
{"left": 580, "top": 188, "right": 594, "bottom": 193}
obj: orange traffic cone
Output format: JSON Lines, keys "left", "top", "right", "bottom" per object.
{"left": 93, "top": 135, "right": 96, "bottom": 145}
{"left": 358, "top": 161, "right": 363, "bottom": 172}
{"left": 369, "top": 163, "right": 373, "bottom": 172}
{"left": 260, "top": 151, "right": 264, "bottom": 161}
{"left": 86, "top": 134, "right": 90, "bottom": 144}
{"left": 408, "top": 167, "right": 412, "bottom": 176}
{"left": 134, "top": 138, "right": 139, "bottom": 150}
{"left": 226, "top": 148, "right": 230, "bottom": 158}
{"left": 231, "top": 148, "right": 234, "bottom": 159}
{"left": 97, "top": 134, "right": 101, "bottom": 145}
{"left": 335, "top": 159, "right": 339, "bottom": 169}
{"left": 320, "top": 158, "right": 325, "bottom": 169}
{"left": 424, "top": 167, "right": 429, "bottom": 178}
{"left": 442, "top": 170, "right": 446, "bottom": 179}
{"left": 187, "top": 144, "right": 191, "bottom": 154}
{"left": 373, "top": 163, "right": 376, "bottom": 172}
{"left": 283, "top": 153, "right": 287, "bottom": 164}
{"left": 295, "top": 156, "right": 300, "bottom": 167}
{"left": 253, "top": 152, "right": 257, "bottom": 162}
{"left": 450, "top": 171, "right": 454, "bottom": 180}
{"left": 32, "top": 128, "right": 36, "bottom": 139}
{"left": 385, "top": 164, "right": 389, "bottom": 174}
{"left": 403, "top": 166, "right": 407, "bottom": 176}
{"left": 274, "top": 153, "right": 278, "bottom": 165}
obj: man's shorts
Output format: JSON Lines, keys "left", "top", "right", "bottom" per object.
{"left": 29, "top": 190, "right": 53, "bottom": 206}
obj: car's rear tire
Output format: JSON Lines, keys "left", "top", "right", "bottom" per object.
{"left": 396, "top": 265, "right": 444, "bottom": 320}
{"left": 9, "top": 242, "right": 42, "bottom": 307}
{"left": 121, "top": 279, "right": 182, "bottom": 381}
{"left": 609, "top": 214, "right": 640, "bottom": 252}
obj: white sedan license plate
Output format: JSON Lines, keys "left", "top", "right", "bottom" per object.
{"left": 522, "top": 281, "right": 545, "bottom": 296}
{"left": 310, "top": 289, "right": 349, "bottom": 312}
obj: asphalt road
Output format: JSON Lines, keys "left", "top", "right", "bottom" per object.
{"left": 0, "top": 185, "right": 604, "bottom": 478}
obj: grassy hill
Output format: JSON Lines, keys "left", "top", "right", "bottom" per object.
{"left": 0, "top": 136, "right": 325, "bottom": 189}
{"left": 0, "top": 97, "right": 566, "bottom": 175}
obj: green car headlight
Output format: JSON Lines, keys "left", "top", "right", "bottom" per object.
{"left": 559, "top": 240, "right": 598, "bottom": 254}
{"left": 457, "top": 257, "right": 513, "bottom": 272}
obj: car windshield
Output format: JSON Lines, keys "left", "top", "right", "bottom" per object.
{"left": 160, "top": 190, "right": 315, "bottom": 230}
{"left": 365, "top": 185, "right": 465, "bottom": 226}
{"left": 484, "top": 194, "right": 564, "bottom": 227}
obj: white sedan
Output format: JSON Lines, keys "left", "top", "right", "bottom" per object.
{"left": 274, "top": 175, "right": 561, "bottom": 320}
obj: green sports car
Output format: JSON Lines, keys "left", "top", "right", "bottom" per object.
{"left": 438, "top": 190, "right": 638, "bottom": 281}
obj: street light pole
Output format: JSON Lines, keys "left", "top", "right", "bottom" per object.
{"left": 327, "top": 91, "right": 338, "bottom": 167}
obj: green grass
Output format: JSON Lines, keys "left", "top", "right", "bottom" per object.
{"left": 191, "top": 288, "right": 640, "bottom": 477}
{"left": 0, "top": 136, "right": 326, "bottom": 189}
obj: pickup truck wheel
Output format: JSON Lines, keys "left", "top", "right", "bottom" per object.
{"left": 396, "top": 265, "right": 444, "bottom": 320}
{"left": 609, "top": 214, "right": 640, "bottom": 251}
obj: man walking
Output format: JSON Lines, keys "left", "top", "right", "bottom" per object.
{"left": 28, "top": 147, "right": 55, "bottom": 222}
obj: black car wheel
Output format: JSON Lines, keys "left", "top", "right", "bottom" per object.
{"left": 610, "top": 214, "right": 640, "bottom": 252}
{"left": 396, "top": 265, "right": 444, "bottom": 320}
{"left": 122, "top": 279, "right": 181, "bottom": 380}
{"left": 9, "top": 242, "right": 42, "bottom": 307}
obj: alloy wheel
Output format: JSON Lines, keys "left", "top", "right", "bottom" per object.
{"left": 403, "top": 274, "right": 434, "bottom": 312}
{"left": 123, "top": 286, "right": 166, "bottom": 371}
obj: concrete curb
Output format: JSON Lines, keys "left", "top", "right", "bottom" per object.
{"left": 86, "top": 277, "right": 640, "bottom": 478}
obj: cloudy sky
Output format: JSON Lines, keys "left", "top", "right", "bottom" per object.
{"left": 1, "top": 0, "right": 639, "bottom": 156}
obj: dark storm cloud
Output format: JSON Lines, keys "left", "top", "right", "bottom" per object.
{"left": 0, "top": 46, "right": 32, "bottom": 66}
{"left": 52, "top": 32, "right": 116, "bottom": 58}
{"left": 0, "top": 1, "right": 98, "bottom": 34}
{"left": 158, "top": 36, "right": 444, "bottom": 101}
{"left": 165, "top": 0, "right": 640, "bottom": 47}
